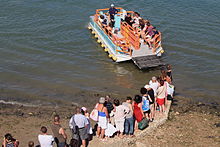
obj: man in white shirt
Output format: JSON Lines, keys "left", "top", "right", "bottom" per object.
{"left": 69, "top": 107, "right": 89, "bottom": 147}
{"left": 38, "top": 126, "right": 54, "bottom": 147}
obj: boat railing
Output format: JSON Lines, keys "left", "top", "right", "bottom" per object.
{"left": 94, "top": 8, "right": 162, "bottom": 55}
{"left": 95, "top": 13, "right": 132, "bottom": 56}
{"left": 106, "top": 27, "right": 132, "bottom": 56}
{"left": 121, "top": 22, "right": 140, "bottom": 50}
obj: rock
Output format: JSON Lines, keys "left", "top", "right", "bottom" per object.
{"left": 175, "top": 112, "right": 180, "bottom": 115}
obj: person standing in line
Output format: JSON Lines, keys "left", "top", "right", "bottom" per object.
{"left": 133, "top": 95, "right": 145, "bottom": 130}
{"left": 111, "top": 99, "right": 129, "bottom": 138}
{"left": 156, "top": 80, "right": 167, "bottom": 114}
{"left": 166, "top": 64, "right": 173, "bottom": 82}
{"left": 2, "top": 133, "right": 19, "bottom": 147}
{"left": 69, "top": 107, "right": 89, "bottom": 147}
{"left": 161, "top": 69, "right": 171, "bottom": 83}
{"left": 104, "top": 95, "right": 114, "bottom": 125}
{"left": 144, "top": 85, "right": 156, "bottom": 122}
{"left": 51, "top": 115, "right": 67, "bottom": 147}
{"left": 38, "top": 126, "right": 54, "bottom": 147}
{"left": 140, "top": 87, "right": 152, "bottom": 120}
{"left": 149, "top": 76, "right": 160, "bottom": 97}
{"left": 96, "top": 97, "right": 109, "bottom": 140}
{"left": 122, "top": 97, "right": 134, "bottom": 137}
{"left": 81, "top": 107, "right": 93, "bottom": 137}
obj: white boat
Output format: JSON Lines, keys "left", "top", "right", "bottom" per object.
{"left": 88, "top": 7, "right": 165, "bottom": 69}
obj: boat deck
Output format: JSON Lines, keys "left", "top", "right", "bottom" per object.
{"left": 115, "top": 30, "right": 154, "bottom": 57}
{"left": 132, "top": 42, "right": 154, "bottom": 57}
{"left": 89, "top": 10, "right": 165, "bottom": 69}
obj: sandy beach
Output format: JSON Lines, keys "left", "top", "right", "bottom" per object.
{"left": 0, "top": 96, "right": 219, "bottom": 147}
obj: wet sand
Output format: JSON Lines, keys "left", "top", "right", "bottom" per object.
{"left": 0, "top": 96, "right": 219, "bottom": 147}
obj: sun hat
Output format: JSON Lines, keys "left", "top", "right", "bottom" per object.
{"left": 99, "top": 97, "right": 105, "bottom": 104}
{"left": 152, "top": 76, "right": 157, "bottom": 81}
{"left": 81, "top": 107, "right": 87, "bottom": 112}
{"left": 111, "top": 4, "right": 114, "bottom": 7}
{"left": 144, "top": 84, "right": 150, "bottom": 89}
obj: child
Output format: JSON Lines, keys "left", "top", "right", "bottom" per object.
{"left": 140, "top": 87, "right": 152, "bottom": 120}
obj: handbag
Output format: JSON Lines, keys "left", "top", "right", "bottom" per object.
{"left": 90, "top": 109, "right": 99, "bottom": 121}
{"left": 90, "top": 104, "right": 99, "bottom": 121}
{"left": 138, "top": 118, "right": 149, "bottom": 130}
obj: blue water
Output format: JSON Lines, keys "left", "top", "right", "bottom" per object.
{"left": 0, "top": 0, "right": 220, "bottom": 106}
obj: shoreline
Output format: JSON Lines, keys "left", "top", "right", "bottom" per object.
{"left": 0, "top": 96, "right": 219, "bottom": 146}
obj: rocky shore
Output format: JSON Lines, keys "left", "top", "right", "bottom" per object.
{"left": 0, "top": 96, "right": 219, "bottom": 146}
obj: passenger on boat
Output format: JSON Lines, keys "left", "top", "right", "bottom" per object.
{"left": 98, "top": 15, "right": 106, "bottom": 27}
{"left": 102, "top": 19, "right": 107, "bottom": 26}
{"left": 109, "top": 4, "right": 118, "bottom": 20}
{"left": 99, "top": 15, "right": 105, "bottom": 22}
{"left": 151, "top": 27, "right": 159, "bottom": 38}
{"left": 146, "top": 23, "right": 154, "bottom": 37}
{"left": 139, "top": 19, "right": 146, "bottom": 30}
{"left": 132, "top": 12, "right": 141, "bottom": 28}
{"left": 125, "top": 13, "right": 133, "bottom": 26}
{"left": 108, "top": 21, "right": 114, "bottom": 28}
{"left": 138, "top": 22, "right": 154, "bottom": 49}
{"left": 142, "top": 20, "right": 150, "bottom": 32}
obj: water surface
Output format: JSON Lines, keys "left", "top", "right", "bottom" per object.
{"left": 0, "top": 0, "right": 219, "bottom": 106}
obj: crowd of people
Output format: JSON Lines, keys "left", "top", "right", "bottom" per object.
{"left": 2, "top": 64, "right": 174, "bottom": 147}
{"left": 98, "top": 4, "right": 160, "bottom": 50}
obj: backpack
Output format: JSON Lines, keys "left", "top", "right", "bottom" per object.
{"left": 142, "top": 96, "right": 150, "bottom": 112}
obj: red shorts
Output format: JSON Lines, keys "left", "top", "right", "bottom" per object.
{"left": 157, "top": 98, "right": 165, "bottom": 106}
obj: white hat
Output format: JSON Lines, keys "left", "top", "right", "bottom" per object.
{"left": 99, "top": 97, "right": 105, "bottom": 104}
{"left": 152, "top": 76, "right": 157, "bottom": 81}
{"left": 81, "top": 107, "right": 87, "bottom": 112}
{"left": 111, "top": 4, "right": 114, "bottom": 7}
{"left": 144, "top": 84, "right": 150, "bottom": 89}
